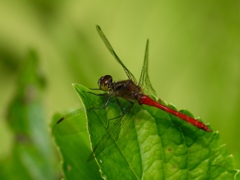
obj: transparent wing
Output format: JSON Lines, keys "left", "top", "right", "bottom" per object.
{"left": 87, "top": 103, "right": 135, "bottom": 161}
{"left": 52, "top": 108, "right": 88, "bottom": 136}
{"left": 52, "top": 100, "right": 106, "bottom": 136}
{"left": 138, "top": 39, "right": 157, "bottom": 99}
{"left": 52, "top": 98, "right": 135, "bottom": 161}
{"left": 87, "top": 114, "right": 123, "bottom": 161}
{"left": 96, "top": 25, "right": 137, "bottom": 83}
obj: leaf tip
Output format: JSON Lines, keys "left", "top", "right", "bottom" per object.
{"left": 72, "top": 83, "right": 77, "bottom": 87}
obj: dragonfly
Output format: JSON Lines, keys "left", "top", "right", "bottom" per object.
{"left": 94, "top": 25, "right": 210, "bottom": 132}
{"left": 54, "top": 25, "right": 211, "bottom": 161}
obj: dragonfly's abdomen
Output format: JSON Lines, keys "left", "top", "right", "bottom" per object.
{"left": 139, "top": 95, "right": 211, "bottom": 132}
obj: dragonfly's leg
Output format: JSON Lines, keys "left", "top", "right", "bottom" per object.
{"left": 102, "top": 96, "right": 112, "bottom": 109}
{"left": 116, "top": 98, "right": 133, "bottom": 114}
{"left": 86, "top": 91, "right": 111, "bottom": 110}
{"left": 89, "top": 95, "right": 112, "bottom": 110}
{"left": 125, "top": 100, "right": 134, "bottom": 113}
{"left": 116, "top": 98, "right": 125, "bottom": 116}
{"left": 108, "top": 99, "right": 133, "bottom": 122}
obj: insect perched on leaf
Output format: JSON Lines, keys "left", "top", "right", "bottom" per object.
{"left": 53, "top": 25, "right": 211, "bottom": 161}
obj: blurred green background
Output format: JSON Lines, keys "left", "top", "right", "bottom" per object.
{"left": 0, "top": 0, "right": 239, "bottom": 177}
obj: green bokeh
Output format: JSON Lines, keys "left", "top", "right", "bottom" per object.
{"left": 0, "top": 0, "right": 239, "bottom": 177}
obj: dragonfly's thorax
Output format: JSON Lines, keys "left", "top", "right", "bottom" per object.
{"left": 110, "top": 79, "right": 143, "bottom": 102}
{"left": 99, "top": 75, "right": 143, "bottom": 103}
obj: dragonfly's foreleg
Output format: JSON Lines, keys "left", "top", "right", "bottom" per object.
{"left": 87, "top": 91, "right": 111, "bottom": 110}
{"left": 102, "top": 96, "right": 112, "bottom": 109}
{"left": 93, "top": 95, "right": 112, "bottom": 109}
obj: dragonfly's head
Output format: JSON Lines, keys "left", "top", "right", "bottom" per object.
{"left": 98, "top": 75, "right": 113, "bottom": 91}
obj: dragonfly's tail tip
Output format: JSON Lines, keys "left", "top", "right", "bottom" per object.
{"left": 204, "top": 126, "right": 212, "bottom": 132}
{"left": 207, "top": 129, "right": 212, "bottom": 132}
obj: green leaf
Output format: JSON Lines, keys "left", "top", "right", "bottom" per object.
{"left": 0, "top": 50, "right": 55, "bottom": 180}
{"left": 51, "top": 84, "right": 102, "bottom": 180}
{"left": 52, "top": 113, "right": 101, "bottom": 180}
{"left": 54, "top": 83, "right": 240, "bottom": 179}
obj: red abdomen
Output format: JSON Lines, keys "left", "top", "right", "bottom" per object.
{"left": 139, "top": 95, "right": 211, "bottom": 132}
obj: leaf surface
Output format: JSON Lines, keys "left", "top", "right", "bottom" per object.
{"left": 54, "top": 83, "right": 240, "bottom": 180}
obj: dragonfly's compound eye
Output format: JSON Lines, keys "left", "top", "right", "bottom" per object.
{"left": 98, "top": 75, "right": 113, "bottom": 91}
